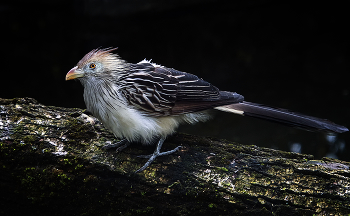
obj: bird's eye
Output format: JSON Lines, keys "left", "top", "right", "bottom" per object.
{"left": 89, "top": 63, "right": 96, "bottom": 69}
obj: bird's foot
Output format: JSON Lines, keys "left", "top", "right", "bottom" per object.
{"left": 135, "top": 138, "right": 182, "bottom": 173}
{"left": 137, "top": 146, "right": 182, "bottom": 159}
{"left": 102, "top": 139, "right": 130, "bottom": 152}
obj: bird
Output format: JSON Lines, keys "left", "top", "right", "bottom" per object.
{"left": 66, "top": 47, "right": 348, "bottom": 172}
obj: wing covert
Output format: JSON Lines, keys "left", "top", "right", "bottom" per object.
{"left": 119, "top": 62, "right": 243, "bottom": 116}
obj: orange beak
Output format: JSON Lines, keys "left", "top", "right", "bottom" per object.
{"left": 66, "top": 66, "right": 84, "bottom": 80}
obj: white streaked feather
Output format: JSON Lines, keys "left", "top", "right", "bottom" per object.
{"left": 215, "top": 106, "right": 244, "bottom": 115}
{"left": 138, "top": 59, "right": 163, "bottom": 68}
{"left": 81, "top": 76, "right": 210, "bottom": 144}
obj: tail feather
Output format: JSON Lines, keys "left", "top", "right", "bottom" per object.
{"left": 215, "top": 101, "right": 348, "bottom": 133}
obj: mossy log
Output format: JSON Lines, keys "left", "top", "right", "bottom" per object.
{"left": 1, "top": 97, "right": 350, "bottom": 215}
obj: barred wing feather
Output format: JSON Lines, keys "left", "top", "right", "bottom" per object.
{"left": 119, "top": 63, "right": 243, "bottom": 116}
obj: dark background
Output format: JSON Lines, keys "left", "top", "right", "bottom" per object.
{"left": 1, "top": 1, "right": 349, "bottom": 161}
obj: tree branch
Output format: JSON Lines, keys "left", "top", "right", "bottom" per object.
{"left": 1, "top": 97, "right": 350, "bottom": 215}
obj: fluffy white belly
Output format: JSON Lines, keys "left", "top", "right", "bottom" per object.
{"left": 83, "top": 81, "right": 210, "bottom": 144}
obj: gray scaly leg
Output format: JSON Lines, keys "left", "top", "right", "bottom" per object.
{"left": 136, "top": 138, "right": 182, "bottom": 173}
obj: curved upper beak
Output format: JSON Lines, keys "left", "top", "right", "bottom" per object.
{"left": 66, "top": 66, "right": 84, "bottom": 80}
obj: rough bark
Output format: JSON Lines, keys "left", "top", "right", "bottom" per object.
{"left": 1, "top": 97, "right": 349, "bottom": 215}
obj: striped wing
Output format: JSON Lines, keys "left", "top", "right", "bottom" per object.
{"left": 119, "top": 62, "right": 243, "bottom": 116}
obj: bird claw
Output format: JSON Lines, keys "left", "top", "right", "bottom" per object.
{"left": 102, "top": 139, "right": 130, "bottom": 152}
{"left": 137, "top": 146, "right": 182, "bottom": 158}
{"left": 102, "top": 138, "right": 182, "bottom": 173}
{"left": 135, "top": 139, "right": 182, "bottom": 173}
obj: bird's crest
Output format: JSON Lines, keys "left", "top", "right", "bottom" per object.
{"left": 77, "top": 47, "right": 120, "bottom": 68}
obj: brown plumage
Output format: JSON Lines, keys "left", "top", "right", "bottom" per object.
{"left": 66, "top": 48, "right": 348, "bottom": 172}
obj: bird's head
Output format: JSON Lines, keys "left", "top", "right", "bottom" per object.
{"left": 66, "top": 48, "right": 126, "bottom": 81}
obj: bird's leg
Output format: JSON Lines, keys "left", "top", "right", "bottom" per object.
{"left": 102, "top": 138, "right": 130, "bottom": 152}
{"left": 135, "top": 138, "right": 182, "bottom": 173}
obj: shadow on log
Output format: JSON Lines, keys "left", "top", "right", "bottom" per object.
{"left": 1, "top": 97, "right": 350, "bottom": 215}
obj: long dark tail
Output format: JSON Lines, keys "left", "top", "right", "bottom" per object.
{"left": 215, "top": 101, "right": 348, "bottom": 133}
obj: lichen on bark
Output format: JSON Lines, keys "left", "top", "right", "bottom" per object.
{"left": 1, "top": 97, "right": 350, "bottom": 215}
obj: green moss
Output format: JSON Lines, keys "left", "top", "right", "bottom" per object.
{"left": 208, "top": 203, "right": 217, "bottom": 208}
{"left": 216, "top": 167, "right": 228, "bottom": 172}
{"left": 22, "top": 135, "right": 38, "bottom": 143}
{"left": 2, "top": 98, "right": 350, "bottom": 215}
